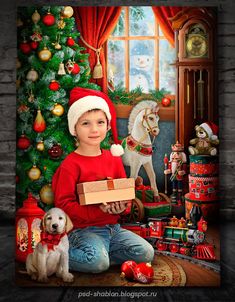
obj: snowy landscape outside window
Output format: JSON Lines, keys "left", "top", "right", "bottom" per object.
{"left": 107, "top": 7, "right": 176, "bottom": 95}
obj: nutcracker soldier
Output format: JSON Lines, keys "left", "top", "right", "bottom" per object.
{"left": 164, "top": 142, "right": 187, "bottom": 205}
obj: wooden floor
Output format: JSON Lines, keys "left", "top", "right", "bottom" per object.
{"left": 1, "top": 221, "right": 235, "bottom": 301}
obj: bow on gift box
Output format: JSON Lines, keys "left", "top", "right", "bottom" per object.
{"left": 136, "top": 185, "right": 151, "bottom": 190}
{"left": 40, "top": 232, "right": 66, "bottom": 251}
{"left": 135, "top": 185, "right": 154, "bottom": 203}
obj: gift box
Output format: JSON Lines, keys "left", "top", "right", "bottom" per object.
{"left": 143, "top": 201, "right": 171, "bottom": 218}
{"left": 77, "top": 178, "right": 135, "bottom": 205}
{"left": 135, "top": 185, "right": 154, "bottom": 203}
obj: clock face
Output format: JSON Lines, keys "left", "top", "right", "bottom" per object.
{"left": 186, "top": 34, "right": 208, "bottom": 58}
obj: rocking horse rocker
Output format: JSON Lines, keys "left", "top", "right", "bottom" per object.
{"left": 121, "top": 100, "right": 170, "bottom": 222}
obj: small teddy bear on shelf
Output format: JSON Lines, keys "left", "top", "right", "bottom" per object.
{"left": 188, "top": 122, "right": 219, "bottom": 156}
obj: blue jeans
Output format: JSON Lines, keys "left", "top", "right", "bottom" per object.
{"left": 68, "top": 223, "right": 154, "bottom": 273}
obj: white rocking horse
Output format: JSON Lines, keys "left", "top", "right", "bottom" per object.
{"left": 121, "top": 100, "right": 160, "bottom": 200}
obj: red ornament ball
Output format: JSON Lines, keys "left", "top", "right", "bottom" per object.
{"left": 49, "top": 80, "right": 60, "bottom": 91}
{"left": 133, "top": 262, "right": 154, "bottom": 284}
{"left": 71, "top": 63, "right": 80, "bottom": 75}
{"left": 66, "top": 37, "right": 75, "bottom": 47}
{"left": 20, "top": 41, "right": 31, "bottom": 54}
{"left": 48, "top": 144, "right": 63, "bottom": 159}
{"left": 42, "top": 13, "right": 55, "bottom": 26}
{"left": 30, "top": 41, "right": 39, "bottom": 50}
{"left": 120, "top": 260, "right": 137, "bottom": 280}
{"left": 17, "top": 135, "right": 31, "bottom": 150}
{"left": 161, "top": 97, "right": 171, "bottom": 107}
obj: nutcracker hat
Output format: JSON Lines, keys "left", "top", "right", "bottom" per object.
{"left": 200, "top": 122, "right": 218, "bottom": 140}
{"left": 68, "top": 87, "right": 124, "bottom": 156}
{"left": 171, "top": 141, "right": 184, "bottom": 152}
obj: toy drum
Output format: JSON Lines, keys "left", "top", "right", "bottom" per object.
{"left": 188, "top": 175, "right": 219, "bottom": 201}
{"left": 189, "top": 155, "right": 219, "bottom": 177}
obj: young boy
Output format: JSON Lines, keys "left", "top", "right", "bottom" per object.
{"left": 52, "top": 87, "right": 154, "bottom": 273}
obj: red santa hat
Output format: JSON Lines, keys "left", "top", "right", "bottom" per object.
{"left": 68, "top": 87, "right": 124, "bottom": 156}
{"left": 200, "top": 122, "right": 218, "bottom": 140}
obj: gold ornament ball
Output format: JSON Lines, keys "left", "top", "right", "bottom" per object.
{"left": 62, "top": 6, "right": 74, "bottom": 18}
{"left": 28, "top": 165, "right": 41, "bottom": 181}
{"left": 52, "top": 103, "right": 64, "bottom": 116}
{"left": 38, "top": 47, "right": 52, "bottom": 62}
{"left": 40, "top": 184, "right": 54, "bottom": 205}
{"left": 26, "top": 69, "right": 39, "bottom": 82}
{"left": 36, "top": 141, "right": 45, "bottom": 151}
{"left": 32, "top": 10, "right": 41, "bottom": 24}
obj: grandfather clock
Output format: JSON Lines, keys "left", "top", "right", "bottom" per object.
{"left": 170, "top": 8, "right": 217, "bottom": 149}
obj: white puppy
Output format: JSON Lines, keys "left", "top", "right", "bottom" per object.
{"left": 26, "top": 208, "right": 74, "bottom": 283}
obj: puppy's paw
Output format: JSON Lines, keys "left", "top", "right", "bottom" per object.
{"left": 38, "top": 275, "right": 49, "bottom": 283}
{"left": 62, "top": 272, "right": 74, "bottom": 283}
{"left": 31, "top": 273, "right": 37, "bottom": 281}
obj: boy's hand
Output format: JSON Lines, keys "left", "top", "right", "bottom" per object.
{"left": 99, "top": 201, "right": 128, "bottom": 214}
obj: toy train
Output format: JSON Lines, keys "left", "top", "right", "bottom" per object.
{"left": 122, "top": 215, "right": 216, "bottom": 261}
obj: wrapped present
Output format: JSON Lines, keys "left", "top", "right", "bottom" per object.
{"left": 184, "top": 193, "right": 219, "bottom": 222}
{"left": 143, "top": 201, "right": 171, "bottom": 218}
{"left": 77, "top": 178, "right": 135, "bottom": 205}
{"left": 135, "top": 185, "right": 154, "bottom": 203}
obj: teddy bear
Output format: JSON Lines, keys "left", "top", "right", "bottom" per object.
{"left": 188, "top": 122, "right": 219, "bottom": 156}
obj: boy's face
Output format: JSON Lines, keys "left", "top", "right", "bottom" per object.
{"left": 75, "top": 110, "right": 109, "bottom": 147}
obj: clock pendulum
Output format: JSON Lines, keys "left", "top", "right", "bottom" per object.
{"left": 193, "top": 71, "right": 197, "bottom": 119}
{"left": 197, "top": 69, "right": 205, "bottom": 119}
{"left": 187, "top": 69, "right": 190, "bottom": 104}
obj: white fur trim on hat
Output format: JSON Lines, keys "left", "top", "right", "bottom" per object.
{"left": 68, "top": 96, "right": 111, "bottom": 136}
{"left": 200, "top": 122, "right": 213, "bottom": 138}
{"left": 110, "top": 144, "right": 124, "bottom": 156}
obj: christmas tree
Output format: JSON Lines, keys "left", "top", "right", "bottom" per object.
{"left": 16, "top": 6, "right": 101, "bottom": 210}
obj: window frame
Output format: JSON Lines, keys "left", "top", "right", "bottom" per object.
{"left": 107, "top": 6, "right": 173, "bottom": 92}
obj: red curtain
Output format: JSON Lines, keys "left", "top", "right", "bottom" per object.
{"left": 152, "top": 7, "right": 182, "bottom": 47}
{"left": 73, "top": 7, "right": 122, "bottom": 93}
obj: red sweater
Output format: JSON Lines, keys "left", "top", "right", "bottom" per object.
{"left": 52, "top": 150, "right": 126, "bottom": 229}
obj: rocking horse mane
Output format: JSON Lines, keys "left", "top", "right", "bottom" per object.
{"left": 128, "top": 100, "right": 159, "bottom": 133}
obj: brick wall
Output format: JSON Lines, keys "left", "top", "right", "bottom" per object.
{"left": 1, "top": 0, "right": 234, "bottom": 221}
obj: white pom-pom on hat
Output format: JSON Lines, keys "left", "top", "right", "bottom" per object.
{"left": 68, "top": 87, "right": 124, "bottom": 156}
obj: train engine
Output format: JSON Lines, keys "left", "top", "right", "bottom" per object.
{"left": 122, "top": 215, "right": 216, "bottom": 261}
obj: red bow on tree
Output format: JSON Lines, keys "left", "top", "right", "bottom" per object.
{"left": 40, "top": 232, "right": 66, "bottom": 251}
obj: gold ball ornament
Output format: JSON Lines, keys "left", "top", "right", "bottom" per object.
{"left": 62, "top": 6, "right": 74, "bottom": 18}
{"left": 32, "top": 10, "right": 41, "bottom": 24}
{"left": 36, "top": 140, "right": 45, "bottom": 151}
{"left": 51, "top": 103, "right": 64, "bottom": 116}
{"left": 40, "top": 184, "right": 54, "bottom": 205}
{"left": 28, "top": 165, "right": 41, "bottom": 181}
{"left": 26, "top": 68, "right": 39, "bottom": 82}
{"left": 38, "top": 47, "right": 52, "bottom": 62}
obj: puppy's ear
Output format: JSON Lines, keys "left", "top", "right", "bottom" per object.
{"left": 65, "top": 214, "right": 73, "bottom": 233}
{"left": 41, "top": 214, "right": 46, "bottom": 232}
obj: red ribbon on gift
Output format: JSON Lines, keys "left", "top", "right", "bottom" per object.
{"left": 136, "top": 185, "right": 152, "bottom": 190}
{"left": 136, "top": 185, "right": 152, "bottom": 202}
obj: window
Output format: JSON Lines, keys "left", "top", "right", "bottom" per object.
{"left": 107, "top": 7, "right": 176, "bottom": 95}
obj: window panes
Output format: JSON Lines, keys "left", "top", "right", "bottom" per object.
{"left": 159, "top": 39, "right": 176, "bottom": 94}
{"left": 111, "top": 9, "right": 125, "bottom": 37}
{"left": 129, "top": 40, "right": 155, "bottom": 92}
{"left": 129, "top": 7, "right": 154, "bottom": 36}
{"left": 107, "top": 40, "right": 125, "bottom": 87}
